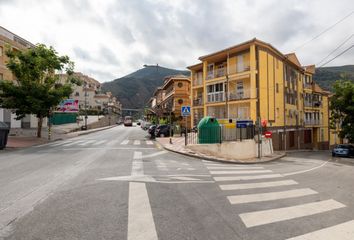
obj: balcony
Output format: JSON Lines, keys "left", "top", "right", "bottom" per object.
{"left": 304, "top": 119, "right": 321, "bottom": 125}
{"left": 304, "top": 101, "right": 322, "bottom": 108}
{"left": 229, "top": 64, "right": 250, "bottom": 75}
{"left": 304, "top": 83, "right": 312, "bottom": 89}
{"left": 228, "top": 90, "right": 250, "bottom": 101}
{"left": 207, "top": 92, "right": 225, "bottom": 103}
{"left": 193, "top": 77, "right": 203, "bottom": 86}
{"left": 193, "top": 98, "right": 203, "bottom": 106}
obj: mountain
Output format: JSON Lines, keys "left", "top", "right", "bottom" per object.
{"left": 102, "top": 66, "right": 190, "bottom": 109}
{"left": 313, "top": 65, "right": 354, "bottom": 91}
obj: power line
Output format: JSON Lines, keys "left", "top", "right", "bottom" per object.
{"left": 318, "top": 44, "right": 354, "bottom": 67}
{"left": 294, "top": 10, "right": 354, "bottom": 51}
{"left": 316, "top": 34, "right": 354, "bottom": 65}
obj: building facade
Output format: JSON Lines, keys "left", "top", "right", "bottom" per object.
{"left": 149, "top": 75, "right": 191, "bottom": 128}
{"left": 0, "top": 26, "right": 46, "bottom": 129}
{"left": 188, "top": 38, "right": 329, "bottom": 150}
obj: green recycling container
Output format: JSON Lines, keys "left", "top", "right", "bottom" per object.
{"left": 197, "top": 117, "right": 221, "bottom": 144}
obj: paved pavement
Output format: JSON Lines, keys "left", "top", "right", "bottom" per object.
{"left": 0, "top": 125, "right": 354, "bottom": 239}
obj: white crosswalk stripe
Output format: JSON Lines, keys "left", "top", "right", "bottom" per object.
{"left": 214, "top": 174, "right": 283, "bottom": 182}
{"left": 133, "top": 140, "right": 140, "bottom": 145}
{"left": 207, "top": 166, "right": 264, "bottom": 170}
{"left": 239, "top": 199, "right": 346, "bottom": 228}
{"left": 62, "top": 140, "right": 86, "bottom": 146}
{"left": 210, "top": 170, "right": 273, "bottom": 175}
{"left": 219, "top": 180, "right": 298, "bottom": 190}
{"left": 227, "top": 188, "right": 317, "bottom": 205}
{"left": 78, "top": 140, "right": 96, "bottom": 146}
{"left": 146, "top": 141, "right": 154, "bottom": 145}
{"left": 121, "top": 140, "right": 129, "bottom": 145}
{"left": 286, "top": 220, "right": 354, "bottom": 240}
{"left": 92, "top": 140, "right": 107, "bottom": 146}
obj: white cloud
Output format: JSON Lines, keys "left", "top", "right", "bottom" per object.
{"left": 0, "top": 0, "right": 353, "bottom": 82}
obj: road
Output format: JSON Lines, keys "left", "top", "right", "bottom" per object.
{"left": 1, "top": 125, "right": 354, "bottom": 239}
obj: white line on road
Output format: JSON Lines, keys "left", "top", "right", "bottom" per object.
{"left": 63, "top": 147, "right": 156, "bottom": 150}
{"left": 239, "top": 199, "right": 346, "bottom": 228}
{"left": 207, "top": 166, "right": 264, "bottom": 170}
{"left": 286, "top": 220, "right": 354, "bottom": 240}
{"left": 210, "top": 170, "right": 273, "bottom": 175}
{"left": 142, "top": 151, "right": 167, "bottom": 159}
{"left": 146, "top": 141, "right": 154, "bottom": 145}
{"left": 78, "top": 140, "right": 96, "bottom": 146}
{"left": 121, "top": 140, "right": 129, "bottom": 145}
{"left": 133, "top": 140, "right": 140, "bottom": 145}
{"left": 228, "top": 188, "right": 317, "bottom": 204}
{"left": 62, "top": 140, "right": 85, "bottom": 146}
{"left": 282, "top": 159, "right": 331, "bottom": 176}
{"left": 219, "top": 180, "right": 298, "bottom": 190}
{"left": 128, "top": 182, "right": 158, "bottom": 240}
{"left": 132, "top": 151, "right": 143, "bottom": 176}
{"left": 214, "top": 174, "right": 283, "bottom": 182}
{"left": 92, "top": 140, "right": 107, "bottom": 146}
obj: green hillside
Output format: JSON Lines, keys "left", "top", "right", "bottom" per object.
{"left": 313, "top": 65, "right": 354, "bottom": 91}
{"left": 102, "top": 66, "right": 189, "bottom": 109}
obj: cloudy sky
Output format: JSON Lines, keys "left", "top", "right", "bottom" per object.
{"left": 0, "top": 0, "right": 353, "bottom": 82}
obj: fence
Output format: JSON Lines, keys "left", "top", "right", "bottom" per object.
{"left": 186, "top": 125, "right": 256, "bottom": 145}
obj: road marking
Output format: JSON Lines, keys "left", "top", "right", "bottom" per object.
{"left": 78, "top": 140, "right": 96, "bottom": 146}
{"left": 128, "top": 182, "right": 158, "bottom": 240}
{"left": 92, "top": 140, "right": 107, "bottom": 146}
{"left": 282, "top": 159, "right": 331, "bottom": 176}
{"left": 48, "top": 141, "right": 72, "bottom": 146}
{"left": 62, "top": 140, "right": 85, "bottom": 146}
{"left": 106, "top": 139, "right": 121, "bottom": 146}
{"left": 214, "top": 174, "right": 283, "bottom": 182}
{"left": 207, "top": 166, "right": 264, "bottom": 170}
{"left": 142, "top": 151, "right": 168, "bottom": 159}
{"left": 171, "top": 176, "right": 200, "bottom": 181}
{"left": 210, "top": 170, "right": 273, "bottom": 175}
{"left": 228, "top": 188, "right": 317, "bottom": 204}
{"left": 132, "top": 151, "right": 143, "bottom": 176}
{"left": 239, "top": 199, "right": 346, "bottom": 228}
{"left": 156, "top": 160, "right": 168, "bottom": 171}
{"left": 286, "top": 220, "right": 354, "bottom": 240}
{"left": 63, "top": 147, "right": 156, "bottom": 150}
{"left": 121, "top": 140, "right": 129, "bottom": 145}
{"left": 133, "top": 140, "right": 140, "bottom": 145}
{"left": 220, "top": 180, "right": 298, "bottom": 190}
{"left": 146, "top": 141, "right": 154, "bottom": 145}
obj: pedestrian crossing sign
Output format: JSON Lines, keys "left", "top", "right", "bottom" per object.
{"left": 181, "top": 106, "right": 191, "bottom": 116}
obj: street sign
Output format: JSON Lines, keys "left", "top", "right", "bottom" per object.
{"left": 265, "top": 131, "right": 272, "bottom": 138}
{"left": 181, "top": 106, "right": 191, "bottom": 117}
{"left": 236, "top": 120, "right": 253, "bottom": 128}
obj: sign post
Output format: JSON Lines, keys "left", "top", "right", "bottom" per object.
{"left": 181, "top": 106, "right": 191, "bottom": 146}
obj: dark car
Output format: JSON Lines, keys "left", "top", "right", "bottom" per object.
{"left": 155, "top": 125, "right": 173, "bottom": 137}
{"left": 332, "top": 144, "right": 354, "bottom": 157}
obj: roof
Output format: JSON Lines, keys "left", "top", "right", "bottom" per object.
{"left": 0, "top": 25, "right": 35, "bottom": 48}
{"left": 303, "top": 65, "right": 316, "bottom": 74}
{"left": 161, "top": 75, "right": 190, "bottom": 90}
{"left": 187, "top": 62, "right": 203, "bottom": 70}
{"left": 284, "top": 53, "right": 302, "bottom": 67}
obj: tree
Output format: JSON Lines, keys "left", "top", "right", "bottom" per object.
{"left": 330, "top": 76, "right": 354, "bottom": 143}
{"left": 0, "top": 44, "right": 75, "bottom": 138}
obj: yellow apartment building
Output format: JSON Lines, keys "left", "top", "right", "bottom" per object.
{"left": 188, "top": 38, "right": 330, "bottom": 150}
{"left": 150, "top": 75, "right": 191, "bottom": 128}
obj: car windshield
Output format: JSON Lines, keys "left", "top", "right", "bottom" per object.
{"left": 337, "top": 145, "right": 350, "bottom": 149}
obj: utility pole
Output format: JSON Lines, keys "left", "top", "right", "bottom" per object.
{"left": 84, "top": 85, "right": 88, "bottom": 130}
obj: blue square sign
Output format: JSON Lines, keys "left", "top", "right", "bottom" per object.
{"left": 181, "top": 106, "right": 191, "bottom": 117}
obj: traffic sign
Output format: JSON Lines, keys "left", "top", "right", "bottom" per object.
{"left": 265, "top": 131, "right": 272, "bottom": 138}
{"left": 236, "top": 120, "right": 253, "bottom": 128}
{"left": 181, "top": 106, "right": 191, "bottom": 117}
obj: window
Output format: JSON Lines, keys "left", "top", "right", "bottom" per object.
{"left": 276, "top": 108, "right": 279, "bottom": 118}
{"left": 236, "top": 54, "right": 244, "bottom": 72}
{"left": 0, "top": 73, "right": 3, "bottom": 81}
{"left": 276, "top": 59, "right": 279, "bottom": 69}
{"left": 177, "top": 82, "right": 183, "bottom": 88}
{"left": 207, "top": 64, "right": 214, "bottom": 79}
{"left": 178, "top": 99, "right": 183, "bottom": 104}
{"left": 236, "top": 81, "right": 244, "bottom": 97}
{"left": 276, "top": 83, "right": 279, "bottom": 93}
{"left": 75, "top": 92, "right": 80, "bottom": 96}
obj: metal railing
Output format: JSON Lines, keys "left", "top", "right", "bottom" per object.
{"left": 207, "top": 92, "right": 225, "bottom": 103}
{"left": 304, "top": 119, "right": 321, "bottom": 125}
{"left": 193, "top": 77, "right": 203, "bottom": 86}
{"left": 193, "top": 98, "right": 203, "bottom": 106}
{"left": 228, "top": 91, "right": 250, "bottom": 101}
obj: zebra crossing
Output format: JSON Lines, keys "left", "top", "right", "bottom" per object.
{"left": 202, "top": 160, "right": 354, "bottom": 239}
{"left": 42, "top": 139, "right": 156, "bottom": 148}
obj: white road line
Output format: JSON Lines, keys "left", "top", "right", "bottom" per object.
{"left": 228, "top": 188, "right": 317, "bottom": 204}
{"left": 207, "top": 166, "right": 264, "bottom": 170}
{"left": 239, "top": 199, "right": 346, "bottom": 228}
{"left": 134, "top": 140, "right": 141, "bottom": 145}
{"left": 155, "top": 160, "right": 168, "bottom": 171}
{"left": 92, "top": 140, "right": 107, "bottom": 146}
{"left": 49, "top": 141, "right": 72, "bottom": 146}
{"left": 210, "top": 170, "right": 273, "bottom": 175}
{"left": 132, "top": 151, "right": 143, "bottom": 176}
{"left": 128, "top": 182, "right": 158, "bottom": 240}
{"left": 146, "top": 141, "right": 154, "bottom": 145}
{"left": 214, "top": 174, "right": 283, "bottom": 182}
{"left": 121, "top": 140, "right": 129, "bottom": 145}
{"left": 286, "top": 220, "right": 354, "bottom": 240}
{"left": 78, "top": 140, "right": 96, "bottom": 146}
{"left": 220, "top": 180, "right": 298, "bottom": 190}
{"left": 142, "top": 151, "right": 167, "bottom": 159}
{"left": 171, "top": 176, "right": 200, "bottom": 181}
{"left": 62, "top": 140, "right": 85, "bottom": 146}
{"left": 283, "top": 159, "right": 331, "bottom": 176}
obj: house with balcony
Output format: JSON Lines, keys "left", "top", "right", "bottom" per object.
{"left": 149, "top": 75, "right": 191, "bottom": 128}
{"left": 188, "top": 38, "right": 330, "bottom": 150}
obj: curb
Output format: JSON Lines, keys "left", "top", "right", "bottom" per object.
{"left": 158, "top": 142, "right": 286, "bottom": 164}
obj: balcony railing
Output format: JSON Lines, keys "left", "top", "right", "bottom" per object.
{"left": 193, "top": 98, "right": 203, "bottom": 106}
{"left": 206, "top": 64, "right": 250, "bottom": 80}
{"left": 207, "top": 92, "right": 225, "bottom": 103}
{"left": 229, "top": 64, "right": 250, "bottom": 75}
{"left": 304, "top": 101, "right": 322, "bottom": 108}
{"left": 215, "top": 68, "right": 225, "bottom": 78}
{"left": 304, "top": 119, "right": 321, "bottom": 125}
{"left": 193, "top": 77, "right": 203, "bottom": 86}
{"left": 304, "top": 83, "right": 312, "bottom": 89}
{"left": 228, "top": 90, "right": 250, "bottom": 101}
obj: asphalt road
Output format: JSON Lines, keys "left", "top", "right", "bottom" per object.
{"left": 0, "top": 125, "right": 354, "bottom": 240}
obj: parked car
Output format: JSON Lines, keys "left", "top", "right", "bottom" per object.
{"left": 141, "top": 121, "right": 152, "bottom": 130}
{"left": 155, "top": 124, "right": 173, "bottom": 137}
{"left": 332, "top": 144, "right": 354, "bottom": 157}
{"left": 148, "top": 125, "right": 157, "bottom": 137}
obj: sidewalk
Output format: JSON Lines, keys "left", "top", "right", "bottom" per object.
{"left": 156, "top": 136, "right": 286, "bottom": 164}
{"left": 5, "top": 125, "right": 116, "bottom": 150}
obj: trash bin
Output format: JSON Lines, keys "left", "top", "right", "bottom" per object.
{"left": 0, "top": 122, "right": 10, "bottom": 150}
{"left": 198, "top": 117, "right": 221, "bottom": 144}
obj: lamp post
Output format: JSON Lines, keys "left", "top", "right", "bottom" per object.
{"left": 84, "top": 87, "right": 88, "bottom": 130}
